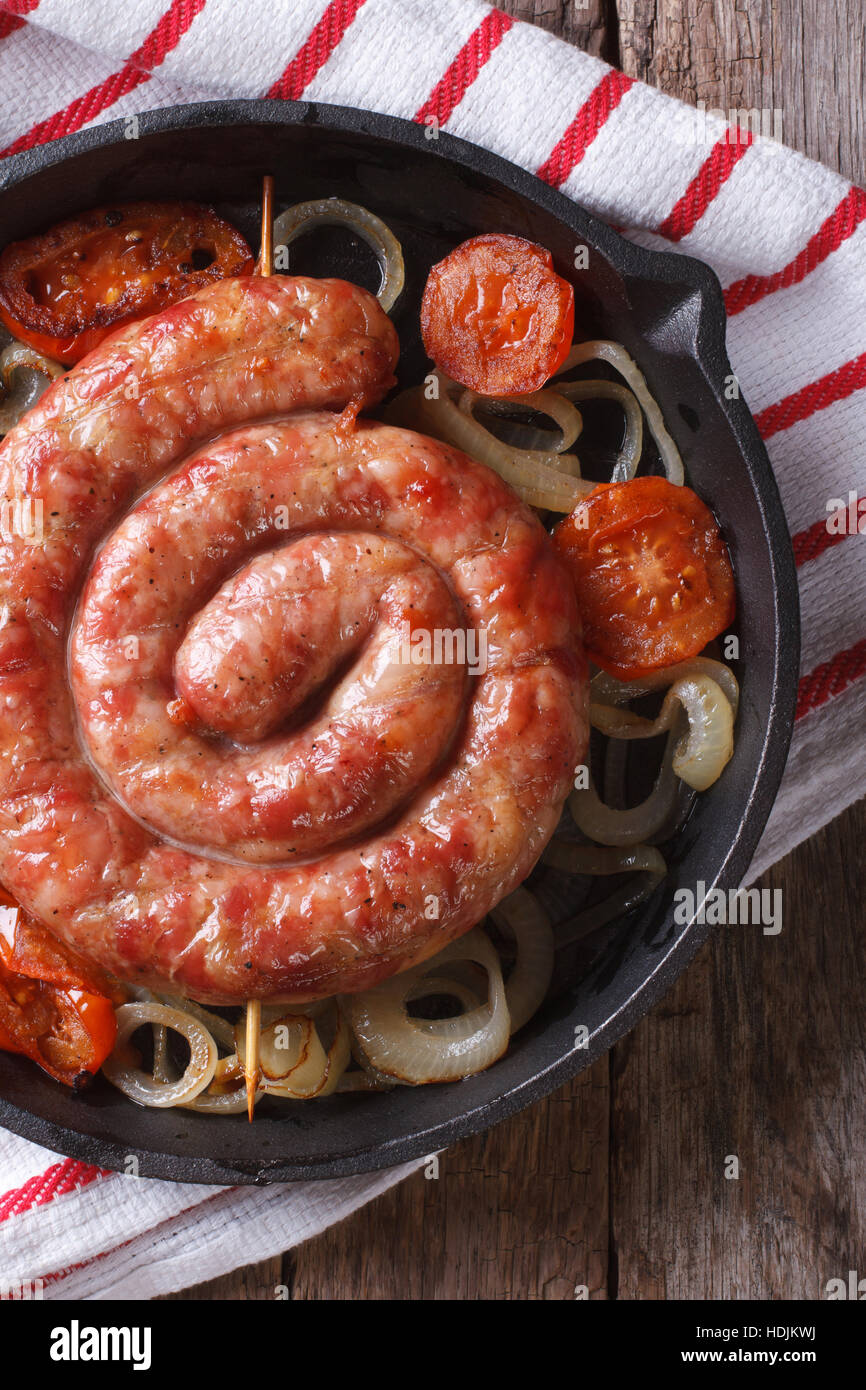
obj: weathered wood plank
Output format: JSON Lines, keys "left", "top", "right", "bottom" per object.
{"left": 289, "top": 1063, "right": 610, "bottom": 1301}
{"left": 499, "top": 2, "right": 616, "bottom": 62}
{"left": 617, "top": 0, "right": 865, "bottom": 184}
{"left": 612, "top": 802, "right": 866, "bottom": 1299}
{"left": 164, "top": 1064, "right": 610, "bottom": 1301}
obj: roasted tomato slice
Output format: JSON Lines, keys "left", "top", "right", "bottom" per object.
{"left": 553, "top": 476, "right": 736, "bottom": 680}
{"left": 0, "top": 888, "right": 118, "bottom": 1086}
{"left": 420, "top": 233, "right": 574, "bottom": 396}
{"left": 0, "top": 201, "right": 254, "bottom": 364}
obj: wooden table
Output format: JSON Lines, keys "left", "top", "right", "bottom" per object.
{"left": 169, "top": 1, "right": 866, "bottom": 1300}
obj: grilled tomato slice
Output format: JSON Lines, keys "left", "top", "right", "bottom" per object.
{"left": 0, "top": 201, "right": 254, "bottom": 364}
{"left": 0, "top": 889, "right": 119, "bottom": 1086}
{"left": 420, "top": 233, "right": 574, "bottom": 396}
{"left": 553, "top": 476, "right": 736, "bottom": 680}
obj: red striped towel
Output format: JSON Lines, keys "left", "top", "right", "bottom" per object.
{"left": 0, "top": 0, "right": 863, "bottom": 1299}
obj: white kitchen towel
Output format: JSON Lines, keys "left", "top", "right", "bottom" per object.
{"left": 0, "top": 0, "right": 863, "bottom": 1300}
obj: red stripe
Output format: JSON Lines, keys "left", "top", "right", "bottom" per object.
{"left": 725, "top": 186, "right": 866, "bottom": 316}
{"left": 0, "top": 0, "right": 39, "bottom": 39}
{"left": 0, "top": 0, "right": 206, "bottom": 159}
{"left": 536, "top": 70, "right": 635, "bottom": 189}
{"left": 38, "top": 1185, "right": 237, "bottom": 1290}
{"left": 413, "top": 8, "right": 514, "bottom": 127}
{"left": 657, "top": 130, "right": 753, "bottom": 242}
{"left": 797, "top": 637, "right": 866, "bottom": 721}
{"left": 755, "top": 351, "right": 866, "bottom": 439}
{"left": 792, "top": 497, "right": 863, "bottom": 568}
{"left": 38, "top": 1244, "right": 133, "bottom": 1292}
{"left": 266, "top": 0, "right": 367, "bottom": 102}
{"left": 0, "top": 1157, "right": 107, "bottom": 1223}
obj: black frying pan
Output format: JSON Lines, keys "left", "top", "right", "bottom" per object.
{"left": 0, "top": 100, "right": 799, "bottom": 1182}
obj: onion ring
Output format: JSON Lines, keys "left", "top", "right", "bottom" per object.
{"left": 560, "top": 341, "right": 684, "bottom": 484}
{"left": 103, "top": 1002, "right": 218, "bottom": 1108}
{"left": 273, "top": 197, "right": 405, "bottom": 311}
{"left": 347, "top": 928, "right": 510, "bottom": 1084}
{"left": 489, "top": 887, "right": 554, "bottom": 1033}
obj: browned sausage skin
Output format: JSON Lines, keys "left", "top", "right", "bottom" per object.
{"left": 0, "top": 274, "right": 587, "bottom": 1003}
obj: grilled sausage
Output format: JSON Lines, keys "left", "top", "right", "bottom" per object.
{"left": 0, "top": 276, "right": 586, "bottom": 1002}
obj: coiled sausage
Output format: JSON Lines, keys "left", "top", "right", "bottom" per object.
{"left": 0, "top": 275, "right": 587, "bottom": 1002}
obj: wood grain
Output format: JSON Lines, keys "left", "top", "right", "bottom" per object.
{"left": 611, "top": 804, "right": 866, "bottom": 1300}
{"left": 617, "top": 0, "right": 865, "bottom": 185}
{"left": 168, "top": 1063, "right": 611, "bottom": 1301}
{"left": 501, "top": 2, "right": 616, "bottom": 62}
{"left": 168, "top": 0, "right": 865, "bottom": 1300}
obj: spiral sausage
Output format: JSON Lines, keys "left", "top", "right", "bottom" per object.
{"left": 0, "top": 274, "right": 587, "bottom": 1003}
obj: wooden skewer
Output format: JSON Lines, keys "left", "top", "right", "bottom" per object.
{"left": 254, "top": 174, "right": 274, "bottom": 278}
{"left": 245, "top": 998, "right": 261, "bottom": 1123}
{"left": 244, "top": 174, "right": 275, "bottom": 1124}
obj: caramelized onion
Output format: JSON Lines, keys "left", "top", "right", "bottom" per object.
{"left": 545, "top": 841, "right": 667, "bottom": 946}
{"left": 555, "top": 377, "right": 643, "bottom": 480}
{"left": 386, "top": 377, "right": 591, "bottom": 511}
{"left": 155, "top": 992, "right": 235, "bottom": 1050}
{"left": 591, "top": 658, "right": 739, "bottom": 716}
{"left": 459, "top": 385, "right": 584, "bottom": 455}
{"left": 591, "top": 664, "right": 737, "bottom": 792}
{"left": 570, "top": 728, "right": 681, "bottom": 846}
{"left": 103, "top": 1002, "right": 217, "bottom": 1107}
{"left": 489, "top": 887, "right": 554, "bottom": 1033}
{"left": 560, "top": 341, "right": 684, "bottom": 484}
{"left": 183, "top": 1086, "right": 251, "bottom": 1114}
{"left": 272, "top": 197, "right": 405, "bottom": 311}
{"left": 347, "top": 929, "right": 509, "bottom": 1083}
{"left": 233, "top": 1004, "right": 351, "bottom": 1099}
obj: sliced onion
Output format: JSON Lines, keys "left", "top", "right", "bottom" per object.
{"left": 263, "top": 1023, "right": 349, "bottom": 1099}
{"left": 103, "top": 1002, "right": 218, "bottom": 1108}
{"left": 234, "top": 1003, "right": 350, "bottom": 1099}
{"left": 0, "top": 339, "right": 64, "bottom": 434}
{"left": 236, "top": 1013, "right": 325, "bottom": 1095}
{"left": 155, "top": 993, "right": 236, "bottom": 1050}
{"left": 555, "top": 377, "right": 643, "bottom": 480}
{"left": 667, "top": 676, "right": 734, "bottom": 790}
{"left": 459, "top": 386, "right": 583, "bottom": 454}
{"left": 406, "top": 973, "right": 484, "bottom": 1018}
{"left": 603, "top": 732, "right": 629, "bottom": 808}
{"left": 570, "top": 726, "right": 681, "bottom": 846}
{"left": 336, "top": 1070, "right": 394, "bottom": 1093}
{"left": 347, "top": 929, "right": 510, "bottom": 1084}
{"left": 310, "top": 1006, "right": 352, "bottom": 1098}
{"left": 152, "top": 1025, "right": 171, "bottom": 1084}
{"left": 544, "top": 839, "right": 667, "bottom": 878}
{"left": 591, "top": 674, "right": 735, "bottom": 791}
{"left": 489, "top": 887, "right": 554, "bottom": 1033}
{"left": 600, "top": 722, "right": 695, "bottom": 843}
{"left": 386, "top": 379, "right": 591, "bottom": 511}
{"left": 263, "top": 1027, "right": 321, "bottom": 1095}
{"left": 272, "top": 197, "right": 405, "bottom": 312}
{"left": 591, "top": 658, "right": 740, "bottom": 717}
{"left": 182, "top": 1086, "right": 252, "bottom": 1115}
{"left": 235, "top": 1013, "right": 310, "bottom": 1080}
{"left": 559, "top": 341, "right": 684, "bottom": 484}
{"left": 545, "top": 841, "right": 667, "bottom": 946}
{"left": 348, "top": 1034, "right": 400, "bottom": 1091}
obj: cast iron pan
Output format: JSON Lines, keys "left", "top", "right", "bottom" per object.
{"left": 0, "top": 101, "right": 799, "bottom": 1183}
